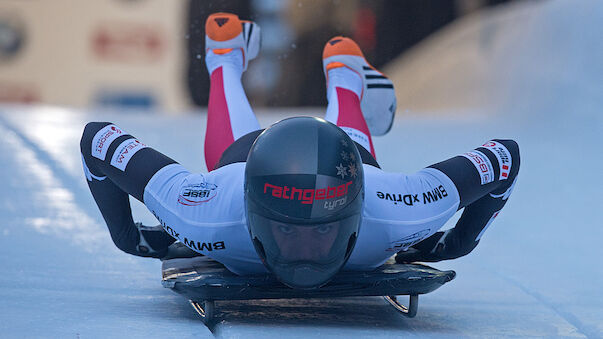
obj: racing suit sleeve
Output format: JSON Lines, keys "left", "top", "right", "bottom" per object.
{"left": 396, "top": 139, "right": 520, "bottom": 263}
{"left": 80, "top": 122, "right": 178, "bottom": 258}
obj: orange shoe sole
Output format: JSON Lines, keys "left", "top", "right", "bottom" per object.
{"left": 206, "top": 13, "right": 242, "bottom": 42}
{"left": 322, "top": 36, "right": 363, "bottom": 59}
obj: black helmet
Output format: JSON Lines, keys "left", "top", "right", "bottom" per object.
{"left": 245, "top": 117, "right": 364, "bottom": 289}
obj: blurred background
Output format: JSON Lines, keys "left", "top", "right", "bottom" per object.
{"left": 0, "top": 0, "right": 519, "bottom": 112}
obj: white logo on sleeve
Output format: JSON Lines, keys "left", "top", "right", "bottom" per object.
{"left": 92, "top": 124, "right": 124, "bottom": 160}
{"left": 482, "top": 141, "right": 512, "bottom": 180}
{"left": 462, "top": 150, "right": 494, "bottom": 185}
{"left": 110, "top": 138, "right": 147, "bottom": 171}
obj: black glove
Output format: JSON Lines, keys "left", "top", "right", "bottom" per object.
{"left": 135, "top": 222, "right": 204, "bottom": 260}
{"left": 160, "top": 241, "right": 203, "bottom": 261}
{"left": 395, "top": 228, "right": 472, "bottom": 263}
{"left": 135, "top": 223, "right": 175, "bottom": 258}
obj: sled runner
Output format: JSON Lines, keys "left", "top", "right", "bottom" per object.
{"left": 161, "top": 256, "right": 455, "bottom": 324}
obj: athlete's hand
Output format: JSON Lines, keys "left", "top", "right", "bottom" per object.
{"left": 395, "top": 228, "right": 476, "bottom": 263}
{"left": 394, "top": 231, "right": 445, "bottom": 263}
{"left": 160, "top": 242, "right": 203, "bottom": 261}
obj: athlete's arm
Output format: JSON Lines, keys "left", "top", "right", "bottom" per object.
{"left": 396, "top": 139, "right": 520, "bottom": 263}
{"left": 142, "top": 162, "right": 266, "bottom": 274}
{"left": 80, "top": 122, "right": 178, "bottom": 258}
{"left": 346, "top": 164, "right": 460, "bottom": 270}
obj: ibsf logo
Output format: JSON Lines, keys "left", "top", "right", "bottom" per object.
{"left": 465, "top": 152, "right": 489, "bottom": 174}
{"left": 178, "top": 182, "right": 218, "bottom": 206}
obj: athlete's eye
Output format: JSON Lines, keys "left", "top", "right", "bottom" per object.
{"left": 278, "top": 225, "right": 294, "bottom": 235}
{"left": 315, "top": 225, "right": 332, "bottom": 234}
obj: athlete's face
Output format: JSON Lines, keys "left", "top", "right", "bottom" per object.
{"left": 270, "top": 221, "right": 340, "bottom": 261}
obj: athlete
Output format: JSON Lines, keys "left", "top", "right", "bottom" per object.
{"left": 80, "top": 13, "right": 519, "bottom": 289}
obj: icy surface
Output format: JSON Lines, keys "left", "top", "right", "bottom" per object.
{"left": 0, "top": 105, "right": 601, "bottom": 338}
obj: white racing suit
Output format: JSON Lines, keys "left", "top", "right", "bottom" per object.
{"left": 80, "top": 122, "right": 519, "bottom": 275}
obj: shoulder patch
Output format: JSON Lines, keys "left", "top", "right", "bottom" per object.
{"left": 91, "top": 124, "right": 124, "bottom": 160}
{"left": 110, "top": 138, "right": 147, "bottom": 171}
{"left": 481, "top": 141, "right": 512, "bottom": 180}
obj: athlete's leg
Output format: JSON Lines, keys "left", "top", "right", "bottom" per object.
{"left": 324, "top": 65, "right": 376, "bottom": 158}
{"left": 322, "top": 37, "right": 397, "bottom": 159}
{"left": 396, "top": 139, "right": 521, "bottom": 263}
{"left": 204, "top": 13, "right": 261, "bottom": 171}
{"left": 205, "top": 49, "right": 259, "bottom": 171}
{"left": 80, "top": 122, "right": 179, "bottom": 258}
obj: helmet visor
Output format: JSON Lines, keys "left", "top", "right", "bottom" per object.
{"left": 248, "top": 212, "right": 360, "bottom": 289}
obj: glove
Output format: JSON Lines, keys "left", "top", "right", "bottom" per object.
{"left": 395, "top": 229, "right": 467, "bottom": 263}
{"left": 135, "top": 222, "right": 175, "bottom": 258}
{"left": 160, "top": 241, "right": 203, "bottom": 261}
{"left": 135, "top": 222, "right": 204, "bottom": 260}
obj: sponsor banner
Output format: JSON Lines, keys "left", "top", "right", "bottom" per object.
{"left": 0, "top": 0, "right": 188, "bottom": 110}
{"left": 91, "top": 22, "right": 164, "bottom": 63}
{"left": 91, "top": 124, "right": 124, "bottom": 160}
{"left": 476, "top": 210, "right": 500, "bottom": 241}
{"left": 481, "top": 141, "right": 512, "bottom": 180}
{"left": 110, "top": 138, "right": 147, "bottom": 171}
{"left": 462, "top": 150, "right": 494, "bottom": 185}
{"left": 0, "top": 83, "right": 39, "bottom": 103}
{"left": 94, "top": 89, "right": 157, "bottom": 109}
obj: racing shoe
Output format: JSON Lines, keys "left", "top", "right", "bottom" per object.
{"left": 323, "top": 37, "right": 397, "bottom": 136}
{"left": 205, "top": 12, "right": 261, "bottom": 71}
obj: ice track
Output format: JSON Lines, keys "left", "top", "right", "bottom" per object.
{"left": 0, "top": 106, "right": 601, "bottom": 338}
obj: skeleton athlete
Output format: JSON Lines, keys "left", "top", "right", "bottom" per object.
{"left": 80, "top": 13, "right": 519, "bottom": 289}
